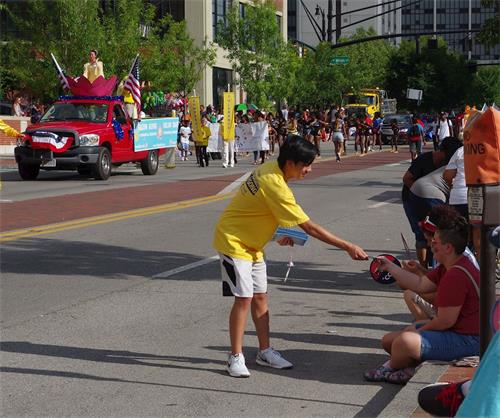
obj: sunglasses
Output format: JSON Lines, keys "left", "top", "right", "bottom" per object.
{"left": 419, "top": 216, "right": 437, "bottom": 233}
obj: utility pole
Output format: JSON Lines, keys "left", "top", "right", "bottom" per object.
{"left": 335, "top": 0, "right": 341, "bottom": 42}
{"left": 327, "top": 0, "right": 333, "bottom": 43}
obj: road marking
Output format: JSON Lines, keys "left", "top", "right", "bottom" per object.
{"left": 0, "top": 199, "right": 13, "bottom": 203}
{"left": 217, "top": 171, "right": 250, "bottom": 195}
{"left": 386, "top": 163, "right": 401, "bottom": 167}
{"left": 367, "top": 197, "right": 400, "bottom": 209}
{"left": 153, "top": 255, "right": 219, "bottom": 278}
{"left": 0, "top": 192, "right": 235, "bottom": 243}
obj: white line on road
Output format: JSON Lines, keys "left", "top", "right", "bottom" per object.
{"left": 0, "top": 199, "right": 13, "bottom": 203}
{"left": 152, "top": 255, "right": 219, "bottom": 278}
{"left": 217, "top": 171, "right": 250, "bottom": 195}
{"left": 367, "top": 197, "right": 400, "bottom": 209}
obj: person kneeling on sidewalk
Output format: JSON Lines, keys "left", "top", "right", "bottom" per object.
{"left": 213, "top": 136, "right": 368, "bottom": 378}
{"left": 364, "top": 215, "right": 479, "bottom": 385}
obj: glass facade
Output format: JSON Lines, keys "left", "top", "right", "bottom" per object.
{"left": 213, "top": 0, "right": 231, "bottom": 40}
{"left": 287, "top": 0, "right": 297, "bottom": 40}
{"left": 401, "top": 0, "right": 500, "bottom": 60}
{"left": 212, "top": 67, "right": 233, "bottom": 109}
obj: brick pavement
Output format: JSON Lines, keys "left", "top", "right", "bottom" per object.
{"left": 0, "top": 150, "right": 409, "bottom": 232}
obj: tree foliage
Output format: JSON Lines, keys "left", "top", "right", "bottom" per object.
{"left": 216, "top": 0, "right": 291, "bottom": 109}
{"left": 476, "top": 0, "right": 500, "bottom": 48}
{"left": 384, "top": 37, "right": 490, "bottom": 112}
{"left": 288, "top": 28, "right": 393, "bottom": 108}
{"left": 1, "top": 0, "right": 215, "bottom": 104}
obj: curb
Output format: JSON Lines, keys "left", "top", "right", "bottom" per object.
{"left": 378, "top": 362, "right": 447, "bottom": 417}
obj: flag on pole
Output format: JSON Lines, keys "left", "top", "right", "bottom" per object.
{"left": 50, "top": 53, "right": 70, "bottom": 91}
{"left": 124, "top": 54, "right": 141, "bottom": 114}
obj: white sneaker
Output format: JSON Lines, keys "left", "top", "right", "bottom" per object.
{"left": 256, "top": 348, "right": 293, "bottom": 369}
{"left": 222, "top": 163, "right": 228, "bottom": 168}
{"left": 230, "top": 164, "right": 234, "bottom": 168}
{"left": 226, "top": 353, "right": 250, "bottom": 377}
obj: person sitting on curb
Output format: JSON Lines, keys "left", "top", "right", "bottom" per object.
{"left": 213, "top": 135, "right": 368, "bottom": 378}
{"left": 364, "top": 214, "right": 480, "bottom": 385}
{"left": 400, "top": 205, "right": 479, "bottom": 321}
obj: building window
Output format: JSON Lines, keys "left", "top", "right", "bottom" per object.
{"left": 213, "top": 0, "right": 231, "bottom": 40}
{"left": 288, "top": 0, "right": 297, "bottom": 40}
{"left": 276, "top": 14, "right": 282, "bottom": 32}
{"left": 212, "top": 67, "right": 233, "bottom": 109}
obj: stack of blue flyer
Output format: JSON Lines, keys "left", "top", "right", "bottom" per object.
{"left": 272, "top": 227, "right": 309, "bottom": 246}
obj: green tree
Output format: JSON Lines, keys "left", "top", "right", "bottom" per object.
{"left": 476, "top": 0, "right": 500, "bottom": 49}
{"left": 289, "top": 28, "right": 393, "bottom": 109}
{"left": 147, "top": 15, "right": 216, "bottom": 98}
{"left": 216, "top": 0, "right": 289, "bottom": 109}
{"left": 467, "top": 67, "right": 500, "bottom": 106}
{"left": 385, "top": 37, "right": 471, "bottom": 112}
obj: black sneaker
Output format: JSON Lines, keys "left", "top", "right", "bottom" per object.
{"left": 418, "top": 381, "right": 466, "bottom": 416}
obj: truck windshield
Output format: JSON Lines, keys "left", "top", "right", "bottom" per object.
{"left": 346, "top": 95, "right": 375, "bottom": 105}
{"left": 40, "top": 103, "right": 108, "bottom": 123}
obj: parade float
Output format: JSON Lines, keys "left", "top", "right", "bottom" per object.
{"left": 14, "top": 54, "right": 177, "bottom": 180}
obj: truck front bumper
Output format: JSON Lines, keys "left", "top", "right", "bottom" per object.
{"left": 14, "top": 146, "right": 99, "bottom": 168}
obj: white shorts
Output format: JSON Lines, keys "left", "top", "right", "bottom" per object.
{"left": 219, "top": 253, "right": 267, "bottom": 297}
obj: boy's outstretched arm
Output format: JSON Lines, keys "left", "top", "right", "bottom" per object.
{"left": 299, "top": 220, "right": 368, "bottom": 260}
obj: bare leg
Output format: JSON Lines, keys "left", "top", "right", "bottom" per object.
{"left": 417, "top": 247, "right": 427, "bottom": 267}
{"left": 251, "top": 293, "right": 270, "bottom": 351}
{"left": 389, "top": 332, "right": 422, "bottom": 369}
{"left": 403, "top": 290, "right": 430, "bottom": 320}
{"left": 229, "top": 297, "right": 252, "bottom": 354}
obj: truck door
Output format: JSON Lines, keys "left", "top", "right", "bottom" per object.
{"left": 112, "top": 104, "right": 131, "bottom": 161}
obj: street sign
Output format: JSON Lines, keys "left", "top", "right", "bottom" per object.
{"left": 330, "top": 56, "right": 349, "bottom": 65}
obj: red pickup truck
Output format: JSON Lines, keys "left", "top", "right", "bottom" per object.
{"left": 14, "top": 96, "right": 166, "bottom": 180}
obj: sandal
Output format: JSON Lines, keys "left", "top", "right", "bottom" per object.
{"left": 364, "top": 364, "right": 394, "bottom": 382}
{"left": 385, "top": 367, "right": 416, "bottom": 385}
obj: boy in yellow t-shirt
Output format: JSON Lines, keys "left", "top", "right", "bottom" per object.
{"left": 213, "top": 135, "right": 369, "bottom": 377}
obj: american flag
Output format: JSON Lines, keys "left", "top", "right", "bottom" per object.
{"left": 50, "top": 53, "right": 70, "bottom": 91}
{"left": 124, "top": 55, "right": 141, "bottom": 114}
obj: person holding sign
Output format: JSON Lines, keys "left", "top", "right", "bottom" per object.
{"left": 213, "top": 135, "right": 368, "bottom": 378}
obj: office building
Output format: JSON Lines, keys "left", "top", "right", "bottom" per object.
{"left": 401, "top": 0, "right": 499, "bottom": 61}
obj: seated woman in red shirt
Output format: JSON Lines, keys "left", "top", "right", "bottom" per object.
{"left": 364, "top": 215, "right": 479, "bottom": 384}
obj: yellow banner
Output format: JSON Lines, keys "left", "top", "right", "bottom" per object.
{"left": 188, "top": 96, "right": 203, "bottom": 141}
{"left": 223, "top": 92, "right": 235, "bottom": 140}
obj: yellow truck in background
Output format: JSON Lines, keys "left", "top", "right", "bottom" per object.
{"left": 343, "top": 88, "right": 397, "bottom": 117}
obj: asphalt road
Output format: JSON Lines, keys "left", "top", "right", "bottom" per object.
{"left": 1, "top": 144, "right": 421, "bottom": 417}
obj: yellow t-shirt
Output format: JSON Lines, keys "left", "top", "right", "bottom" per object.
{"left": 213, "top": 161, "right": 309, "bottom": 262}
{"left": 194, "top": 125, "right": 211, "bottom": 146}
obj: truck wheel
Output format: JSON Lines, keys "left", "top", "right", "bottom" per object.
{"left": 141, "top": 149, "right": 159, "bottom": 175}
{"left": 18, "top": 162, "right": 40, "bottom": 180}
{"left": 92, "top": 147, "right": 111, "bottom": 180}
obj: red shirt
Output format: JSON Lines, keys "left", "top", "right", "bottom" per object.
{"left": 427, "top": 256, "right": 479, "bottom": 335}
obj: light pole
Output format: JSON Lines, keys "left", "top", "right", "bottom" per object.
{"left": 315, "top": 4, "right": 326, "bottom": 42}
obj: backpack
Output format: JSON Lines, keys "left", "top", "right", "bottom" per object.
{"left": 409, "top": 124, "right": 421, "bottom": 142}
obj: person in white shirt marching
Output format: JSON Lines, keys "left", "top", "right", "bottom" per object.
{"left": 179, "top": 119, "right": 191, "bottom": 161}
{"left": 436, "top": 112, "right": 453, "bottom": 148}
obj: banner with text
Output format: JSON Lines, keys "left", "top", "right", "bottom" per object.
{"left": 223, "top": 92, "right": 235, "bottom": 140}
{"left": 134, "top": 118, "right": 178, "bottom": 152}
{"left": 188, "top": 96, "right": 203, "bottom": 142}
{"left": 235, "top": 121, "right": 269, "bottom": 151}
{"left": 207, "top": 122, "right": 222, "bottom": 152}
